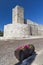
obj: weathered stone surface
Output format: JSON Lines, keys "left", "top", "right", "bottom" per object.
{"left": 31, "top": 50, "right": 43, "bottom": 65}
{"left": 30, "top": 25, "right": 38, "bottom": 35}
{"left": 12, "top": 5, "right": 24, "bottom": 24}
{"left": 0, "top": 38, "right": 43, "bottom": 65}
{"left": 3, "top": 5, "right": 43, "bottom": 39}
{"left": 4, "top": 23, "right": 30, "bottom": 38}
{"left": 37, "top": 25, "right": 43, "bottom": 35}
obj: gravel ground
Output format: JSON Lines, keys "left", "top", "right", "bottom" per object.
{"left": 0, "top": 38, "right": 43, "bottom": 65}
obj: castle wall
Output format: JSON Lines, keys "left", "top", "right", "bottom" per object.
{"left": 30, "top": 25, "right": 38, "bottom": 35}
{"left": 4, "top": 23, "right": 30, "bottom": 38}
{"left": 26, "top": 19, "right": 38, "bottom": 35}
{"left": 4, "top": 5, "right": 43, "bottom": 39}
{"left": 37, "top": 25, "right": 43, "bottom": 35}
{"left": 26, "top": 19, "right": 35, "bottom": 25}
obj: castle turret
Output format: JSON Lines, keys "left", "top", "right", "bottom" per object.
{"left": 12, "top": 5, "right": 24, "bottom": 24}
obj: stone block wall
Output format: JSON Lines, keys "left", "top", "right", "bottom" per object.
{"left": 4, "top": 5, "right": 43, "bottom": 38}
{"left": 30, "top": 25, "right": 38, "bottom": 35}
{"left": 37, "top": 25, "right": 43, "bottom": 35}
{"left": 4, "top": 23, "right": 30, "bottom": 38}
{"left": 26, "top": 19, "right": 38, "bottom": 35}
{"left": 26, "top": 19, "right": 36, "bottom": 25}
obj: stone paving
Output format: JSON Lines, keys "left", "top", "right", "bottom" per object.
{"left": 31, "top": 50, "right": 43, "bottom": 65}
{"left": 0, "top": 38, "right": 43, "bottom": 65}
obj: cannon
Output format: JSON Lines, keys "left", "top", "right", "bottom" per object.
{"left": 14, "top": 44, "right": 35, "bottom": 61}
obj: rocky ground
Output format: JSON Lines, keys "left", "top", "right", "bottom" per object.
{"left": 0, "top": 38, "right": 43, "bottom": 65}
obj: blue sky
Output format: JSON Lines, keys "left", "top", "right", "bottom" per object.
{"left": 0, "top": 0, "right": 43, "bottom": 31}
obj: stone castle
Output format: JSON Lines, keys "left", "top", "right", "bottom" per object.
{"left": 4, "top": 5, "right": 43, "bottom": 39}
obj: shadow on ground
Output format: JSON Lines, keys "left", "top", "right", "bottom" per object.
{"left": 15, "top": 52, "right": 37, "bottom": 65}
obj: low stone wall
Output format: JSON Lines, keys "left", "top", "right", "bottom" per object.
{"left": 0, "top": 36, "right": 43, "bottom": 51}
{"left": 11, "top": 38, "right": 43, "bottom": 51}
